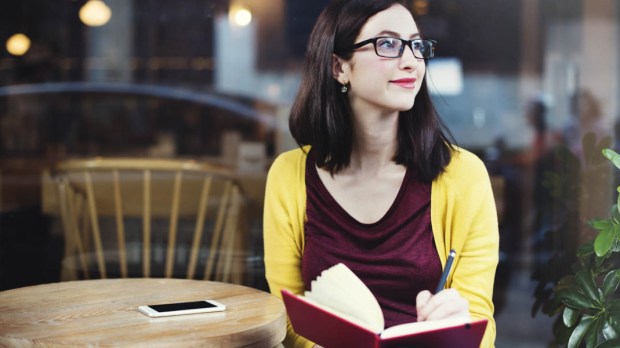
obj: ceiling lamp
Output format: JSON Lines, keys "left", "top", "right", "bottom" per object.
{"left": 231, "top": 7, "right": 252, "bottom": 26}
{"left": 6, "top": 33, "right": 31, "bottom": 56}
{"left": 79, "top": 0, "right": 112, "bottom": 27}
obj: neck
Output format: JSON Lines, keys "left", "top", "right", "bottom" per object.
{"left": 347, "top": 109, "right": 400, "bottom": 176}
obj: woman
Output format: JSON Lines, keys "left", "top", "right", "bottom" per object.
{"left": 263, "top": 0, "right": 498, "bottom": 347}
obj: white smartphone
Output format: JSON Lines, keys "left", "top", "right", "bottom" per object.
{"left": 138, "top": 300, "right": 226, "bottom": 317}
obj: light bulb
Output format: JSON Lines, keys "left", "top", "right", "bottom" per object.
{"left": 79, "top": 0, "right": 112, "bottom": 27}
{"left": 6, "top": 33, "right": 31, "bottom": 56}
{"left": 233, "top": 8, "right": 252, "bottom": 26}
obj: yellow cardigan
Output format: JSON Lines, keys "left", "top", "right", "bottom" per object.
{"left": 263, "top": 146, "right": 499, "bottom": 348}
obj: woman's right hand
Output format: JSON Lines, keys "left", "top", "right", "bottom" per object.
{"left": 415, "top": 289, "right": 470, "bottom": 321}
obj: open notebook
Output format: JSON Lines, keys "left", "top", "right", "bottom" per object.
{"left": 282, "top": 263, "right": 487, "bottom": 348}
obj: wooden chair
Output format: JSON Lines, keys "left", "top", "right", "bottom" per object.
{"left": 51, "top": 158, "right": 246, "bottom": 284}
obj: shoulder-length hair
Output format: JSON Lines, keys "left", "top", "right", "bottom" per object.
{"left": 289, "top": 0, "right": 455, "bottom": 182}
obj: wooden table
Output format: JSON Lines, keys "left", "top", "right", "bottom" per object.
{"left": 0, "top": 278, "right": 286, "bottom": 347}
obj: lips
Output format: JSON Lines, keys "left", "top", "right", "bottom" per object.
{"left": 390, "top": 78, "right": 417, "bottom": 89}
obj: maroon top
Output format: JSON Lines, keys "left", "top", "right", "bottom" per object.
{"left": 302, "top": 152, "right": 441, "bottom": 328}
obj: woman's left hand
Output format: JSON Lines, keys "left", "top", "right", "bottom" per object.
{"left": 415, "top": 289, "right": 470, "bottom": 322}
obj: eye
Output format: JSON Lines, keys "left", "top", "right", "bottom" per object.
{"left": 376, "top": 38, "right": 400, "bottom": 50}
{"left": 413, "top": 40, "right": 432, "bottom": 55}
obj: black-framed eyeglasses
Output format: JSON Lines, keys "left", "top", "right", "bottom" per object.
{"left": 351, "top": 37, "right": 436, "bottom": 59}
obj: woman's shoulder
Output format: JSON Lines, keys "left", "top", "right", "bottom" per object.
{"left": 445, "top": 146, "right": 487, "bottom": 174}
{"left": 267, "top": 146, "right": 309, "bottom": 181}
{"left": 270, "top": 146, "right": 308, "bottom": 169}
{"left": 273, "top": 146, "right": 309, "bottom": 163}
{"left": 435, "top": 146, "right": 489, "bottom": 191}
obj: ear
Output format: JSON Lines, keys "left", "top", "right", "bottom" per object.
{"left": 332, "top": 54, "right": 349, "bottom": 84}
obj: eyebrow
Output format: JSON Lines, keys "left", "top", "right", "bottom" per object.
{"left": 375, "top": 30, "right": 421, "bottom": 39}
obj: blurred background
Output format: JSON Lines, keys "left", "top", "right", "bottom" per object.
{"left": 0, "top": 0, "right": 618, "bottom": 346}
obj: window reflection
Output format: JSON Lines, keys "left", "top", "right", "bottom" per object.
{"left": 0, "top": 1, "right": 618, "bottom": 346}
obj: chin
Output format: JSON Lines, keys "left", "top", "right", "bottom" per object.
{"left": 388, "top": 93, "right": 417, "bottom": 111}
{"left": 392, "top": 100, "right": 416, "bottom": 112}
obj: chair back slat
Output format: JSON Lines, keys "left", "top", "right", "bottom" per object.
{"left": 57, "top": 180, "right": 73, "bottom": 281}
{"left": 112, "top": 170, "right": 128, "bottom": 278}
{"left": 187, "top": 176, "right": 213, "bottom": 279}
{"left": 204, "top": 180, "right": 231, "bottom": 280}
{"left": 143, "top": 170, "right": 152, "bottom": 278}
{"left": 72, "top": 189, "right": 90, "bottom": 279}
{"left": 77, "top": 195, "right": 89, "bottom": 252}
{"left": 218, "top": 184, "right": 241, "bottom": 283}
{"left": 58, "top": 179, "right": 87, "bottom": 280}
{"left": 165, "top": 171, "right": 183, "bottom": 278}
{"left": 52, "top": 158, "right": 246, "bottom": 284}
{"left": 83, "top": 171, "right": 106, "bottom": 278}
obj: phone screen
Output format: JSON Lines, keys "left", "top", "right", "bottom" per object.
{"left": 149, "top": 301, "right": 218, "bottom": 313}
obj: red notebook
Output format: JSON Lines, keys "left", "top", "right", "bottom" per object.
{"left": 282, "top": 289, "right": 487, "bottom": 348}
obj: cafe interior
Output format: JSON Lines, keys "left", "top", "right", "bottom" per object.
{"left": 0, "top": 0, "right": 619, "bottom": 346}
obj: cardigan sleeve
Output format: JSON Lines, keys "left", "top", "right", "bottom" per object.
{"left": 433, "top": 149, "right": 499, "bottom": 348}
{"left": 263, "top": 149, "right": 315, "bottom": 348}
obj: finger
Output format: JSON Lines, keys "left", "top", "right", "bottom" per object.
{"left": 416, "top": 290, "right": 432, "bottom": 307}
{"left": 424, "top": 294, "right": 469, "bottom": 321}
{"left": 415, "top": 290, "right": 433, "bottom": 321}
{"left": 418, "top": 289, "right": 469, "bottom": 321}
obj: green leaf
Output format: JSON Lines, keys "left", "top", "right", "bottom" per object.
{"left": 603, "top": 320, "right": 619, "bottom": 341}
{"left": 554, "top": 315, "right": 573, "bottom": 344}
{"left": 557, "top": 275, "right": 577, "bottom": 288}
{"left": 558, "top": 290, "right": 595, "bottom": 310}
{"left": 568, "top": 316, "right": 594, "bottom": 348}
{"left": 575, "top": 270, "right": 600, "bottom": 303}
{"left": 603, "top": 269, "right": 620, "bottom": 298}
{"left": 595, "top": 340, "right": 620, "bottom": 348}
{"left": 608, "top": 299, "right": 620, "bottom": 313}
{"left": 603, "top": 148, "right": 620, "bottom": 170}
{"left": 585, "top": 317, "right": 604, "bottom": 348}
{"left": 591, "top": 219, "right": 614, "bottom": 230}
{"left": 577, "top": 242, "right": 595, "bottom": 257}
{"left": 595, "top": 251, "right": 608, "bottom": 269}
{"left": 542, "top": 296, "right": 565, "bottom": 317}
{"left": 609, "top": 308, "right": 620, "bottom": 332}
{"left": 563, "top": 306, "right": 579, "bottom": 327}
{"left": 594, "top": 227, "right": 616, "bottom": 257}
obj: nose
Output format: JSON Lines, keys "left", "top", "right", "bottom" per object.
{"left": 399, "top": 44, "right": 420, "bottom": 70}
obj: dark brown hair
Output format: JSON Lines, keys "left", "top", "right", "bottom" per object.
{"left": 289, "top": 0, "right": 455, "bottom": 182}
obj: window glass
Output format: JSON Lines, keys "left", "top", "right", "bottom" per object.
{"left": 0, "top": 1, "right": 618, "bottom": 346}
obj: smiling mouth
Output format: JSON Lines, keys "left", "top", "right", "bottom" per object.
{"left": 390, "top": 79, "right": 417, "bottom": 89}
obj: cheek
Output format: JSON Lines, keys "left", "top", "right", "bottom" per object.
{"left": 350, "top": 58, "right": 392, "bottom": 84}
{"left": 358, "top": 66, "right": 396, "bottom": 93}
{"left": 418, "top": 61, "right": 427, "bottom": 79}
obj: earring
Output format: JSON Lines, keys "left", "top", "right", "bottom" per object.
{"left": 341, "top": 83, "right": 348, "bottom": 93}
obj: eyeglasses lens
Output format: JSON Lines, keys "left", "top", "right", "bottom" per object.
{"left": 375, "top": 38, "right": 433, "bottom": 59}
{"left": 414, "top": 41, "right": 434, "bottom": 59}
{"left": 376, "top": 38, "right": 402, "bottom": 58}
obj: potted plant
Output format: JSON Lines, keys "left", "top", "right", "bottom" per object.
{"left": 533, "top": 148, "right": 620, "bottom": 348}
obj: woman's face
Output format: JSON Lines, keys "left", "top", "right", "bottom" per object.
{"left": 337, "top": 4, "right": 426, "bottom": 115}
